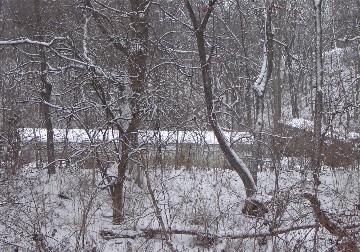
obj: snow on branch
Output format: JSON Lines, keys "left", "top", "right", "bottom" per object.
{"left": 0, "top": 37, "right": 65, "bottom": 47}
{"left": 100, "top": 224, "right": 319, "bottom": 240}
{"left": 253, "top": 44, "right": 268, "bottom": 97}
{"left": 337, "top": 35, "right": 360, "bottom": 42}
{"left": 253, "top": 10, "right": 273, "bottom": 97}
{"left": 313, "top": 0, "right": 322, "bottom": 7}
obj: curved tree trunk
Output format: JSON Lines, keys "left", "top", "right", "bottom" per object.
{"left": 183, "top": 0, "right": 256, "bottom": 198}
{"left": 184, "top": 1, "right": 275, "bottom": 217}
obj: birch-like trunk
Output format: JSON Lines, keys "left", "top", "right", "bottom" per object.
{"left": 252, "top": 8, "right": 274, "bottom": 184}
{"left": 312, "top": 0, "right": 324, "bottom": 186}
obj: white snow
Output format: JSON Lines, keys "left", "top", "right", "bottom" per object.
{"left": 0, "top": 37, "right": 65, "bottom": 46}
{"left": 18, "top": 128, "right": 254, "bottom": 145}
{"left": 253, "top": 44, "right": 268, "bottom": 97}
{"left": 282, "top": 118, "right": 360, "bottom": 140}
{"left": 314, "top": 0, "right": 321, "bottom": 7}
{"left": 1, "top": 161, "right": 359, "bottom": 251}
{"left": 283, "top": 118, "right": 314, "bottom": 130}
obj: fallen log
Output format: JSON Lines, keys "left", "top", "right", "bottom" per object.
{"left": 100, "top": 224, "right": 318, "bottom": 241}
{"left": 303, "top": 193, "right": 359, "bottom": 252}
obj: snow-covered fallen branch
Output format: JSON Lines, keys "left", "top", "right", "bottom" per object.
{"left": 100, "top": 224, "right": 319, "bottom": 241}
{"left": 0, "top": 37, "right": 65, "bottom": 47}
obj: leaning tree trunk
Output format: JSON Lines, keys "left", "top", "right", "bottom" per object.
{"left": 183, "top": 1, "right": 269, "bottom": 217}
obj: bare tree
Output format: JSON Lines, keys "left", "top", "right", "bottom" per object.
{"left": 312, "top": 0, "right": 324, "bottom": 186}
{"left": 183, "top": 0, "right": 271, "bottom": 216}
{"left": 83, "top": 0, "right": 150, "bottom": 223}
{"left": 252, "top": 1, "right": 274, "bottom": 183}
{"left": 33, "top": 0, "right": 55, "bottom": 175}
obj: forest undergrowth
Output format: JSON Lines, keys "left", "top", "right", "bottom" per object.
{"left": 1, "top": 157, "right": 360, "bottom": 251}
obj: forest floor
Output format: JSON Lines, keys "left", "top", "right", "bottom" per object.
{"left": 1, "top": 159, "right": 360, "bottom": 251}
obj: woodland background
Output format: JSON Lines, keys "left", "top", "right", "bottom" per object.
{"left": 0, "top": 0, "right": 359, "bottom": 251}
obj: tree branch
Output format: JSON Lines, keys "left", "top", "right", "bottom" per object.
{"left": 183, "top": 0, "right": 199, "bottom": 30}
{"left": 100, "top": 224, "right": 319, "bottom": 240}
{"left": 0, "top": 37, "right": 65, "bottom": 47}
{"left": 303, "top": 193, "right": 359, "bottom": 251}
{"left": 199, "top": 1, "right": 217, "bottom": 31}
{"left": 145, "top": 171, "right": 177, "bottom": 252}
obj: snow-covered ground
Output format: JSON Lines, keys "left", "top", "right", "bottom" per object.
{"left": 1, "top": 159, "right": 359, "bottom": 251}
{"left": 1, "top": 124, "right": 358, "bottom": 251}
{"left": 18, "top": 123, "right": 360, "bottom": 148}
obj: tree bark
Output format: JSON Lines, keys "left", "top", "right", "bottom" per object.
{"left": 183, "top": 0, "right": 257, "bottom": 199}
{"left": 303, "top": 193, "right": 359, "bottom": 252}
{"left": 287, "top": 53, "right": 299, "bottom": 118}
{"left": 272, "top": 46, "right": 282, "bottom": 127}
{"left": 312, "top": 0, "right": 324, "bottom": 186}
{"left": 34, "top": 0, "right": 56, "bottom": 175}
{"left": 238, "top": 11, "right": 253, "bottom": 129}
{"left": 100, "top": 224, "right": 319, "bottom": 240}
{"left": 252, "top": 6, "right": 274, "bottom": 184}
{"left": 84, "top": 0, "right": 150, "bottom": 224}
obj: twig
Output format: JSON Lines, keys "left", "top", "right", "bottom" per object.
{"left": 145, "top": 171, "right": 177, "bottom": 252}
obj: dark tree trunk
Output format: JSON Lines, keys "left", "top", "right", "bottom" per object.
{"left": 272, "top": 46, "right": 282, "bottom": 127}
{"left": 239, "top": 12, "right": 253, "bottom": 129}
{"left": 183, "top": 0, "right": 257, "bottom": 198}
{"left": 84, "top": 0, "right": 149, "bottom": 223}
{"left": 34, "top": 0, "right": 56, "bottom": 175}
{"left": 112, "top": 140, "right": 129, "bottom": 224}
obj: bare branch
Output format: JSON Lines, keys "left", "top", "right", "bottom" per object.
{"left": 100, "top": 224, "right": 319, "bottom": 240}
{"left": 199, "top": 0, "right": 217, "bottom": 31}
{"left": 303, "top": 193, "right": 359, "bottom": 251}
{"left": 0, "top": 37, "right": 65, "bottom": 47}
{"left": 183, "top": 0, "right": 199, "bottom": 30}
{"left": 145, "top": 171, "right": 177, "bottom": 252}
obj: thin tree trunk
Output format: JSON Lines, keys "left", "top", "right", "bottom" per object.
{"left": 252, "top": 6, "right": 274, "bottom": 184}
{"left": 272, "top": 46, "right": 282, "bottom": 127}
{"left": 312, "top": 1, "right": 324, "bottom": 248}
{"left": 355, "top": 45, "right": 360, "bottom": 121}
{"left": 312, "top": 0, "right": 324, "bottom": 186}
{"left": 183, "top": 0, "right": 257, "bottom": 198}
{"left": 287, "top": 53, "right": 299, "bottom": 118}
{"left": 356, "top": 1, "right": 360, "bottom": 122}
{"left": 239, "top": 12, "right": 253, "bottom": 129}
